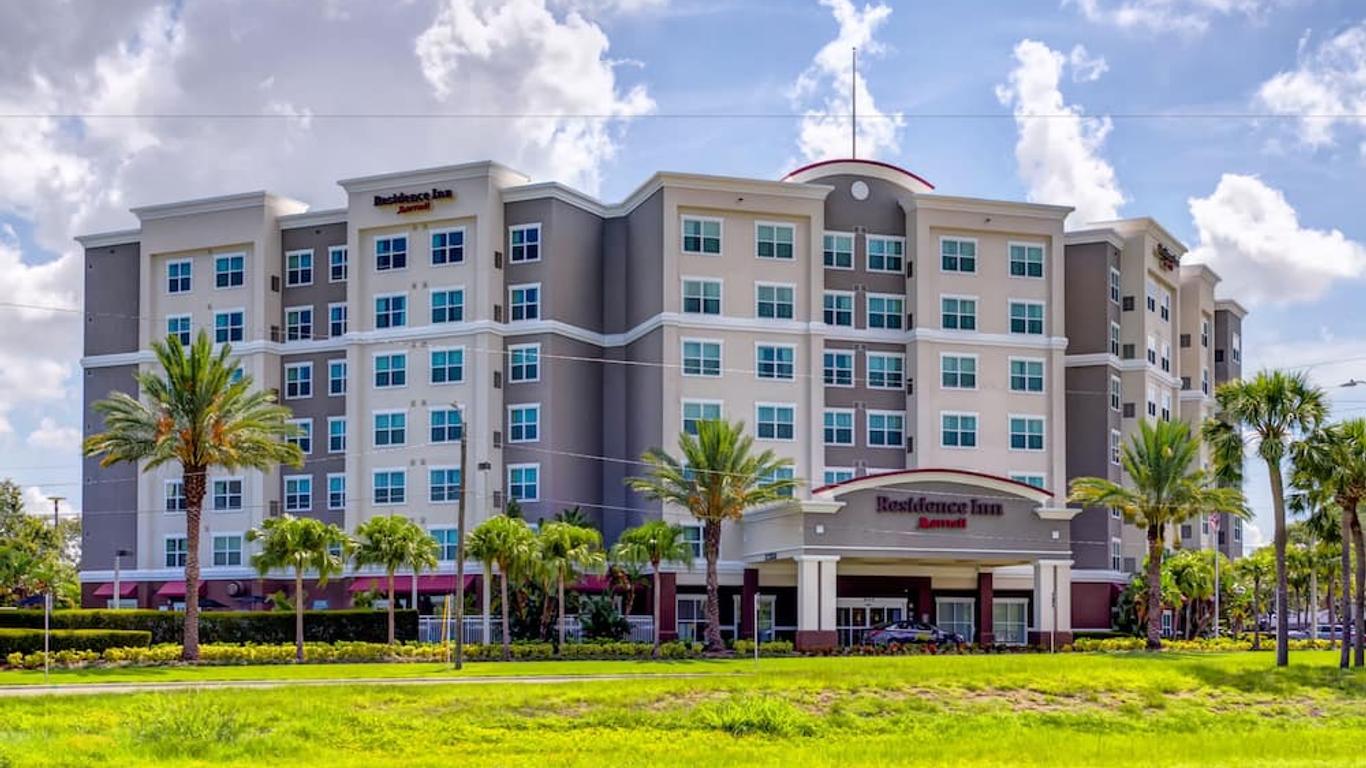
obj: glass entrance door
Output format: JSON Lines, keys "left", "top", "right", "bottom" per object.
{"left": 836, "top": 598, "right": 905, "bottom": 645}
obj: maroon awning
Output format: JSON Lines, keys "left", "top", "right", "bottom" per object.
{"left": 154, "top": 580, "right": 206, "bottom": 598}
{"left": 92, "top": 582, "right": 138, "bottom": 598}
{"left": 348, "top": 574, "right": 475, "bottom": 594}
{"left": 573, "top": 574, "right": 613, "bottom": 592}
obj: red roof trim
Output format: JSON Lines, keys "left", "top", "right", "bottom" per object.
{"left": 782, "top": 158, "right": 936, "bottom": 190}
{"left": 811, "top": 467, "right": 1052, "bottom": 497}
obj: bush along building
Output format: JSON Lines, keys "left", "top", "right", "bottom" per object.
{"left": 76, "top": 158, "right": 1247, "bottom": 649}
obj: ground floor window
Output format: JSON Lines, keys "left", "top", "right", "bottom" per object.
{"left": 676, "top": 595, "right": 706, "bottom": 642}
{"left": 935, "top": 597, "right": 975, "bottom": 641}
{"left": 992, "top": 598, "right": 1028, "bottom": 645}
{"left": 837, "top": 598, "right": 904, "bottom": 646}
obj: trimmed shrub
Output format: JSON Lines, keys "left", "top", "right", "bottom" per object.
{"left": 732, "top": 640, "right": 795, "bottom": 657}
{"left": 0, "top": 628, "right": 151, "bottom": 656}
{"left": 0, "top": 609, "right": 417, "bottom": 644}
{"left": 1070, "top": 636, "right": 1341, "bottom": 653}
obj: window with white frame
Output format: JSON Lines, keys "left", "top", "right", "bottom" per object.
{"left": 284, "top": 363, "right": 312, "bottom": 400}
{"left": 215, "top": 253, "right": 245, "bottom": 288}
{"left": 375, "top": 294, "right": 407, "bottom": 329}
{"left": 756, "top": 404, "right": 795, "bottom": 441}
{"left": 328, "top": 359, "right": 346, "bottom": 396}
{"left": 230, "top": 367, "right": 244, "bottom": 384}
{"left": 167, "top": 314, "right": 191, "bottom": 345}
{"left": 755, "top": 283, "right": 795, "bottom": 320}
{"left": 1161, "top": 392, "right": 1172, "bottom": 421}
{"left": 1110, "top": 322, "right": 1121, "bottom": 356}
{"left": 1111, "top": 538, "right": 1123, "bottom": 571}
{"left": 1160, "top": 341, "right": 1171, "bottom": 372}
{"left": 1232, "top": 331, "right": 1241, "bottom": 363}
{"left": 992, "top": 599, "right": 1028, "bottom": 645}
{"left": 509, "top": 344, "right": 540, "bottom": 382}
{"left": 681, "top": 525, "right": 702, "bottom": 559}
{"left": 676, "top": 595, "right": 706, "bottom": 641}
{"left": 212, "top": 534, "right": 243, "bottom": 567}
{"left": 431, "top": 227, "right": 465, "bottom": 265}
{"left": 1009, "top": 301, "right": 1045, "bottom": 335}
{"left": 823, "top": 409, "right": 855, "bottom": 446}
{"left": 164, "top": 479, "right": 186, "bottom": 513}
{"left": 867, "top": 235, "right": 905, "bottom": 273}
{"left": 755, "top": 222, "right": 795, "bottom": 259}
{"left": 212, "top": 478, "right": 243, "bottom": 511}
{"left": 941, "top": 412, "right": 978, "bottom": 448}
{"left": 823, "top": 291, "right": 854, "bottom": 326}
{"left": 429, "top": 467, "right": 462, "bottom": 503}
{"left": 508, "top": 404, "right": 540, "bottom": 443}
{"left": 285, "top": 249, "right": 313, "bottom": 287}
{"left": 1146, "top": 335, "right": 1157, "bottom": 365}
{"left": 824, "top": 350, "right": 854, "bottom": 386}
{"left": 940, "top": 237, "right": 976, "bottom": 273}
{"left": 1109, "top": 267, "right": 1121, "bottom": 303}
{"left": 761, "top": 466, "right": 795, "bottom": 497}
{"left": 509, "top": 283, "right": 540, "bottom": 321}
{"left": 823, "top": 468, "right": 855, "bottom": 485}
{"left": 941, "top": 354, "right": 977, "bottom": 389}
{"left": 285, "top": 306, "right": 313, "bottom": 341}
{"left": 867, "top": 294, "right": 904, "bottom": 330}
{"left": 166, "top": 259, "right": 192, "bottom": 294}
{"left": 328, "top": 303, "right": 347, "bottom": 337}
{"left": 1201, "top": 368, "right": 1210, "bottom": 395}
{"left": 682, "top": 400, "right": 722, "bottom": 436}
{"left": 421, "top": 408, "right": 459, "bottom": 445}
{"left": 682, "top": 340, "right": 721, "bottom": 377}
{"left": 1009, "top": 243, "right": 1044, "bottom": 278}
{"left": 941, "top": 296, "right": 977, "bottom": 330}
{"left": 936, "top": 597, "right": 975, "bottom": 640}
{"left": 373, "top": 470, "right": 406, "bottom": 505}
{"left": 508, "top": 463, "right": 540, "bottom": 501}
{"left": 375, "top": 235, "right": 407, "bottom": 271}
{"left": 431, "top": 528, "right": 458, "bottom": 561}
{"left": 1201, "top": 319, "right": 1211, "bottom": 348}
{"left": 1009, "top": 359, "right": 1045, "bottom": 393}
{"left": 214, "top": 310, "right": 244, "bottom": 343}
{"left": 430, "top": 347, "right": 464, "bottom": 384}
{"left": 327, "top": 474, "right": 346, "bottom": 511}
{"left": 373, "top": 411, "right": 406, "bottom": 447}
{"left": 1110, "top": 375, "right": 1122, "bottom": 411}
{"left": 328, "top": 246, "right": 348, "bottom": 282}
{"left": 867, "top": 352, "right": 904, "bottom": 389}
{"left": 868, "top": 411, "right": 905, "bottom": 448}
{"left": 681, "top": 217, "right": 721, "bottom": 255}
{"left": 431, "top": 288, "right": 464, "bottom": 324}
{"left": 823, "top": 232, "right": 853, "bottom": 269}
{"left": 1010, "top": 473, "right": 1046, "bottom": 490}
{"left": 284, "top": 475, "right": 312, "bottom": 512}
{"left": 1009, "top": 416, "right": 1045, "bottom": 451}
{"left": 1146, "top": 385, "right": 1157, "bottom": 417}
{"left": 164, "top": 536, "right": 188, "bottom": 568}
{"left": 1110, "top": 430, "right": 1123, "bottom": 465}
{"left": 1145, "top": 278, "right": 1158, "bottom": 312}
{"left": 510, "top": 223, "right": 541, "bottom": 263}
{"left": 374, "top": 353, "right": 407, "bottom": 388}
{"left": 1160, "top": 289, "right": 1171, "bottom": 322}
{"left": 756, "top": 344, "right": 795, "bottom": 380}
{"left": 327, "top": 416, "right": 346, "bottom": 454}
{"left": 682, "top": 279, "right": 721, "bottom": 315}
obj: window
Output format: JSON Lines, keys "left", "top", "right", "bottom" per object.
{"left": 823, "top": 291, "right": 854, "bottom": 326}
{"left": 681, "top": 525, "right": 703, "bottom": 559}
{"left": 328, "top": 303, "right": 347, "bottom": 337}
{"left": 375, "top": 294, "right": 407, "bottom": 329}
{"left": 1146, "top": 336, "right": 1157, "bottom": 365}
{"left": 755, "top": 222, "right": 795, "bottom": 259}
{"left": 327, "top": 417, "right": 347, "bottom": 454}
{"left": 327, "top": 359, "right": 346, "bottom": 396}
{"left": 941, "top": 412, "right": 978, "bottom": 448}
{"left": 212, "top": 535, "right": 243, "bottom": 567}
{"left": 1110, "top": 430, "right": 1123, "bottom": 465}
{"left": 1146, "top": 279, "right": 1158, "bottom": 312}
{"left": 430, "top": 347, "right": 464, "bottom": 384}
{"left": 681, "top": 217, "right": 721, "bottom": 254}
{"left": 941, "top": 297, "right": 977, "bottom": 330}
{"left": 328, "top": 246, "right": 348, "bottom": 282}
{"left": 284, "top": 362, "right": 312, "bottom": 399}
{"left": 287, "top": 418, "right": 312, "bottom": 454}
{"left": 375, "top": 235, "right": 407, "bottom": 271}
{"left": 867, "top": 411, "right": 905, "bottom": 448}
{"left": 676, "top": 595, "right": 706, "bottom": 642}
{"left": 1232, "top": 332, "right": 1241, "bottom": 363}
{"left": 867, "top": 353, "right": 904, "bottom": 389}
{"left": 509, "top": 223, "right": 541, "bottom": 263}
{"left": 940, "top": 237, "right": 976, "bottom": 273}
{"left": 756, "top": 344, "right": 795, "bottom": 380}
{"left": 431, "top": 528, "right": 458, "bottom": 561}
{"left": 1009, "top": 301, "right": 1045, "bottom": 335}
{"left": 373, "top": 470, "right": 406, "bottom": 505}
{"left": 1110, "top": 323, "right": 1121, "bottom": 357}
{"left": 285, "top": 306, "right": 313, "bottom": 341}
{"left": 682, "top": 400, "right": 722, "bottom": 436}
{"left": 1201, "top": 319, "right": 1211, "bottom": 348}
{"left": 166, "top": 259, "right": 192, "bottom": 293}
{"left": 509, "top": 344, "right": 540, "bottom": 382}
{"left": 327, "top": 474, "right": 346, "bottom": 511}
{"left": 1009, "top": 359, "right": 1045, "bottom": 393}
{"left": 1009, "top": 416, "right": 1045, "bottom": 451}
{"left": 167, "top": 314, "right": 191, "bottom": 345}
{"left": 1161, "top": 392, "right": 1172, "bottom": 421}
{"left": 941, "top": 354, "right": 977, "bottom": 389}
{"left": 430, "top": 407, "right": 463, "bottom": 443}
{"left": 214, "top": 310, "right": 244, "bottom": 343}
{"left": 210, "top": 253, "right": 245, "bottom": 289}
{"left": 755, "top": 283, "right": 795, "bottom": 320}
{"left": 823, "top": 232, "right": 853, "bottom": 269}
{"left": 1110, "top": 375, "right": 1122, "bottom": 411}
{"left": 164, "top": 480, "right": 186, "bottom": 513}
{"left": 824, "top": 350, "right": 854, "bottom": 386}
{"left": 756, "top": 404, "right": 795, "bottom": 441}
{"left": 1202, "top": 368, "right": 1210, "bottom": 395}
{"left": 508, "top": 464, "right": 540, "bottom": 501}
{"left": 682, "top": 340, "right": 722, "bottom": 377}
{"left": 867, "top": 294, "right": 904, "bottom": 330}
{"left": 867, "top": 235, "right": 905, "bottom": 273}
{"left": 761, "top": 467, "right": 795, "bottom": 497}
{"left": 1161, "top": 341, "right": 1171, "bottom": 372}
{"left": 373, "top": 411, "right": 407, "bottom": 447}
{"left": 1111, "top": 538, "right": 1123, "bottom": 571}
{"left": 1146, "top": 385, "right": 1158, "bottom": 417}
{"left": 285, "top": 249, "right": 313, "bottom": 286}
{"left": 1010, "top": 473, "right": 1046, "bottom": 490}
{"left": 509, "top": 283, "right": 540, "bottom": 321}
{"left": 429, "top": 468, "right": 463, "bottom": 503}
{"left": 824, "top": 409, "right": 855, "bottom": 446}
{"left": 682, "top": 279, "right": 722, "bottom": 315}
{"left": 936, "top": 597, "right": 975, "bottom": 641}
{"left": 1160, "top": 290, "right": 1171, "bottom": 322}
{"left": 1005, "top": 243, "right": 1043, "bottom": 278}
{"left": 1109, "top": 267, "right": 1121, "bottom": 303}
{"left": 993, "top": 599, "right": 1028, "bottom": 645}
{"left": 431, "top": 288, "right": 464, "bottom": 324}
{"left": 230, "top": 367, "right": 244, "bottom": 384}
{"left": 164, "top": 537, "right": 188, "bottom": 568}
{"left": 823, "top": 468, "right": 855, "bottom": 485}
{"left": 284, "top": 475, "right": 312, "bottom": 512}
{"left": 212, "top": 478, "right": 243, "bottom": 511}
{"left": 508, "top": 404, "right": 540, "bottom": 443}
{"left": 431, "top": 227, "right": 465, "bottom": 265}
{"left": 374, "top": 353, "right": 407, "bottom": 388}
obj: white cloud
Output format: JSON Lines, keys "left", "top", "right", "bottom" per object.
{"left": 21, "top": 485, "right": 80, "bottom": 518}
{"left": 0, "top": 227, "right": 80, "bottom": 435}
{"left": 1186, "top": 174, "right": 1366, "bottom": 304}
{"left": 791, "top": 0, "right": 904, "bottom": 162}
{"left": 26, "top": 418, "right": 82, "bottom": 453}
{"left": 1066, "top": 0, "right": 1279, "bottom": 35}
{"left": 1067, "top": 45, "right": 1108, "bottom": 83}
{"left": 1256, "top": 22, "right": 1366, "bottom": 150}
{"left": 996, "top": 39, "right": 1125, "bottom": 228}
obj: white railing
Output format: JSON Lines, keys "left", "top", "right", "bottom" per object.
{"left": 417, "top": 614, "right": 656, "bottom": 644}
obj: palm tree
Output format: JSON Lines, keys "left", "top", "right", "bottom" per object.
{"left": 1237, "top": 547, "right": 1276, "bottom": 650}
{"left": 1069, "top": 419, "right": 1246, "bottom": 650}
{"left": 247, "top": 514, "right": 350, "bottom": 662}
{"left": 537, "top": 521, "right": 606, "bottom": 652}
{"left": 626, "top": 419, "right": 797, "bottom": 653}
{"left": 467, "top": 515, "right": 536, "bottom": 660}
{"left": 1166, "top": 549, "right": 1215, "bottom": 638}
{"left": 1208, "top": 370, "right": 1326, "bottom": 666}
{"left": 83, "top": 332, "right": 302, "bottom": 660}
{"left": 554, "top": 506, "right": 592, "bottom": 527}
{"left": 353, "top": 515, "right": 439, "bottom": 645}
{"left": 612, "top": 520, "right": 695, "bottom": 657}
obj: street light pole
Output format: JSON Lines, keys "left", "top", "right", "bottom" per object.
{"left": 453, "top": 402, "right": 468, "bottom": 671}
{"left": 45, "top": 496, "right": 64, "bottom": 681}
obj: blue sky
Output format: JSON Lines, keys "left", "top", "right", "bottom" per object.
{"left": 3, "top": 0, "right": 1366, "bottom": 544}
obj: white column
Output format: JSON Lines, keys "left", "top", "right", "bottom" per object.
{"left": 795, "top": 555, "right": 840, "bottom": 632}
{"left": 481, "top": 567, "right": 492, "bottom": 644}
{"left": 818, "top": 557, "right": 839, "bottom": 632}
{"left": 1033, "top": 559, "right": 1073, "bottom": 645}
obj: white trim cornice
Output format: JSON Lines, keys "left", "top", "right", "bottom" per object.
{"left": 75, "top": 228, "right": 142, "bottom": 249}
{"left": 337, "top": 161, "right": 529, "bottom": 193}
{"left": 909, "top": 328, "right": 1068, "bottom": 351}
{"left": 1065, "top": 352, "right": 1122, "bottom": 368}
{"left": 909, "top": 194, "right": 1072, "bottom": 221}
{"left": 278, "top": 208, "right": 347, "bottom": 228}
{"left": 132, "top": 191, "right": 307, "bottom": 221}
{"left": 1063, "top": 228, "right": 1125, "bottom": 250}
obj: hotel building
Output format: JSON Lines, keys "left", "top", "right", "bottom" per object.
{"left": 76, "top": 158, "right": 1247, "bottom": 648}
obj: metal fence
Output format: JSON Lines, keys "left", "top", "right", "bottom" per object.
{"left": 417, "top": 615, "right": 656, "bottom": 645}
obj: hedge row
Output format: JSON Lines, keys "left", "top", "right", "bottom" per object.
{"left": 0, "top": 628, "right": 152, "bottom": 656}
{"left": 0, "top": 609, "right": 416, "bottom": 644}
{"left": 1071, "top": 636, "right": 1341, "bottom": 652}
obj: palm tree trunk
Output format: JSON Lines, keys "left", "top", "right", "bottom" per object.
{"left": 1252, "top": 575, "right": 1262, "bottom": 651}
{"left": 500, "top": 565, "right": 512, "bottom": 661}
{"left": 1268, "top": 461, "right": 1290, "bottom": 667}
{"left": 1145, "top": 524, "right": 1163, "bottom": 651}
{"left": 1345, "top": 506, "right": 1356, "bottom": 668}
{"left": 702, "top": 520, "right": 724, "bottom": 654}
{"left": 557, "top": 574, "right": 566, "bottom": 654}
{"left": 294, "top": 571, "right": 305, "bottom": 663}
{"left": 181, "top": 465, "right": 206, "bottom": 661}
{"left": 387, "top": 571, "right": 396, "bottom": 645}
{"left": 651, "top": 562, "right": 661, "bottom": 659}
{"left": 1350, "top": 510, "right": 1365, "bottom": 667}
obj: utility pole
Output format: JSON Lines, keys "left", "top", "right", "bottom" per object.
{"left": 1209, "top": 513, "right": 1221, "bottom": 639}
{"left": 45, "top": 496, "right": 64, "bottom": 681}
{"left": 850, "top": 46, "right": 857, "bottom": 159}
{"left": 453, "top": 402, "right": 468, "bottom": 671}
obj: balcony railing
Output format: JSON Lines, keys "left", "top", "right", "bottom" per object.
{"left": 417, "top": 615, "right": 657, "bottom": 645}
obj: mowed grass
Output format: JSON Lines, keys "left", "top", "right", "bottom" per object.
{"left": 1, "top": 652, "right": 1363, "bottom": 767}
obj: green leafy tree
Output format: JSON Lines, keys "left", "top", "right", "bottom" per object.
{"left": 1237, "top": 547, "right": 1276, "bottom": 650}
{"left": 1165, "top": 549, "right": 1215, "bottom": 638}
{"left": 1207, "top": 370, "right": 1326, "bottom": 666}
{"left": 0, "top": 479, "right": 79, "bottom": 607}
{"left": 627, "top": 419, "right": 797, "bottom": 653}
{"left": 537, "top": 521, "right": 606, "bottom": 653}
{"left": 353, "top": 515, "right": 439, "bottom": 644}
{"left": 612, "top": 520, "right": 695, "bottom": 657}
{"left": 467, "top": 515, "right": 536, "bottom": 660}
{"left": 247, "top": 514, "right": 350, "bottom": 662}
{"left": 1070, "top": 419, "right": 1246, "bottom": 650}
{"left": 83, "top": 332, "right": 302, "bottom": 660}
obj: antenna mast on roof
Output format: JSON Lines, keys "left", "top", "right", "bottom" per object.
{"left": 851, "top": 46, "right": 857, "bottom": 159}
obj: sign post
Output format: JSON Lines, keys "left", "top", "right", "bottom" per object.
{"left": 1208, "top": 514, "right": 1221, "bottom": 639}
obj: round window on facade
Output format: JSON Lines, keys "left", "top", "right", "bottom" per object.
{"left": 850, "top": 180, "right": 870, "bottom": 201}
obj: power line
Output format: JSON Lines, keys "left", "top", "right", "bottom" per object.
{"left": 1, "top": 111, "right": 1364, "bottom": 120}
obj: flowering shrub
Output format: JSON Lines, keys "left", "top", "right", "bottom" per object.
{"left": 1070, "top": 636, "right": 1341, "bottom": 653}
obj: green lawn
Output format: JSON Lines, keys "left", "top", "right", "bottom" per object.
{"left": 1, "top": 652, "right": 1363, "bottom": 767}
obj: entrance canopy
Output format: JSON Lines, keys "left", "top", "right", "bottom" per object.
{"left": 348, "top": 574, "right": 476, "bottom": 594}
{"left": 93, "top": 582, "right": 138, "bottom": 598}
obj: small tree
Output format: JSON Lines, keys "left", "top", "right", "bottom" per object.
{"left": 613, "top": 520, "right": 694, "bottom": 657}
{"left": 467, "top": 515, "right": 536, "bottom": 660}
{"left": 247, "top": 515, "right": 350, "bottom": 662}
{"left": 353, "top": 515, "right": 439, "bottom": 644}
{"left": 1237, "top": 547, "right": 1275, "bottom": 650}
{"left": 537, "top": 521, "right": 606, "bottom": 653}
